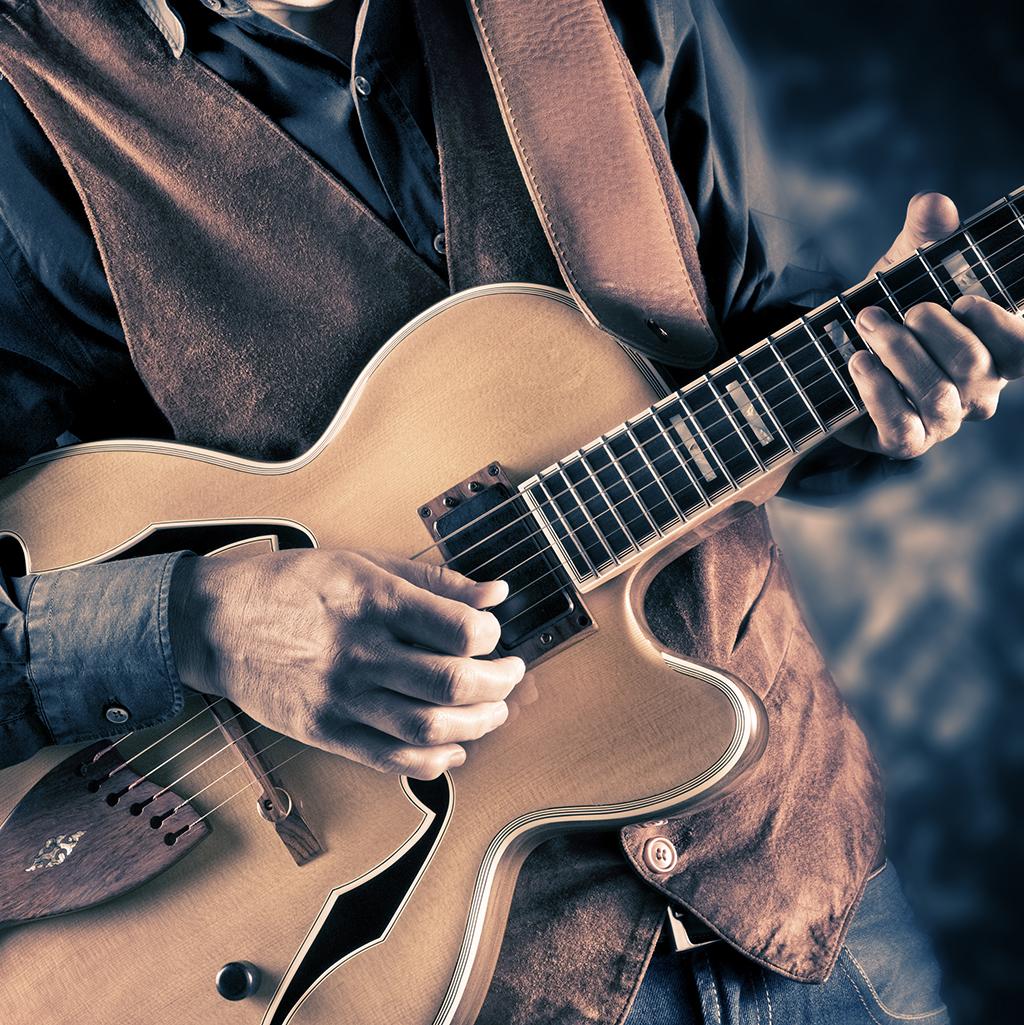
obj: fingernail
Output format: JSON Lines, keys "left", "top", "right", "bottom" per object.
{"left": 848, "top": 351, "right": 871, "bottom": 375}
{"left": 952, "top": 294, "right": 978, "bottom": 314}
{"left": 449, "top": 748, "right": 467, "bottom": 768}
{"left": 480, "top": 579, "right": 510, "bottom": 602}
{"left": 857, "top": 307, "right": 888, "bottom": 332}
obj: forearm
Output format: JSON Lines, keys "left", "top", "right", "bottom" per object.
{"left": 0, "top": 551, "right": 191, "bottom": 769}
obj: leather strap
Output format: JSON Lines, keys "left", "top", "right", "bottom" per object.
{"left": 465, "top": 0, "right": 720, "bottom": 368}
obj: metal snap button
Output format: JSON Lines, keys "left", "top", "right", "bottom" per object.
{"left": 642, "top": 836, "right": 678, "bottom": 873}
{"left": 354, "top": 75, "right": 372, "bottom": 98}
{"left": 104, "top": 704, "right": 130, "bottom": 725}
{"left": 433, "top": 232, "right": 447, "bottom": 255}
{"left": 201, "top": 0, "right": 224, "bottom": 11}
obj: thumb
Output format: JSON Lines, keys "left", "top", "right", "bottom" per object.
{"left": 871, "top": 192, "right": 960, "bottom": 273}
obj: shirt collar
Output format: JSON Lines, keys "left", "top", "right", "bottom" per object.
{"left": 136, "top": 0, "right": 252, "bottom": 59}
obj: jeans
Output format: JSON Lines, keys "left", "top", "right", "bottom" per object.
{"left": 626, "top": 864, "right": 950, "bottom": 1025}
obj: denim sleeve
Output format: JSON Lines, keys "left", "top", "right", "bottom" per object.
{"left": 0, "top": 79, "right": 187, "bottom": 769}
{"left": 0, "top": 553, "right": 191, "bottom": 769}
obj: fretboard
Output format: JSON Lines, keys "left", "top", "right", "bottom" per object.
{"left": 524, "top": 186, "right": 1024, "bottom": 585}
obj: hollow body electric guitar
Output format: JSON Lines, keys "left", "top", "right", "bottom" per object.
{"left": 1, "top": 189, "right": 1022, "bottom": 1025}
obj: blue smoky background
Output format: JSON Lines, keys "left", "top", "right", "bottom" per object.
{"left": 723, "top": 1, "right": 1024, "bottom": 1019}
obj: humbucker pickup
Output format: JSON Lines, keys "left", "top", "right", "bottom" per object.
{"left": 418, "top": 463, "right": 596, "bottom": 666}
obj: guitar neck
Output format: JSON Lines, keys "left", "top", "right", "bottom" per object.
{"left": 522, "top": 186, "right": 1024, "bottom": 587}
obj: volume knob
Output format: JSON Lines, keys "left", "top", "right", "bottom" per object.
{"left": 216, "top": 961, "right": 262, "bottom": 1001}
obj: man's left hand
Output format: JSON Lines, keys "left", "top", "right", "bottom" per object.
{"left": 838, "top": 192, "right": 1024, "bottom": 459}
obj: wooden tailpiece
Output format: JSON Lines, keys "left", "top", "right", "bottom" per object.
{"left": 0, "top": 742, "right": 208, "bottom": 931}
{"left": 203, "top": 697, "right": 323, "bottom": 866}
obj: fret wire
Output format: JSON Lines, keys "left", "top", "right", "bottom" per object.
{"left": 536, "top": 477, "right": 600, "bottom": 581}
{"left": 765, "top": 336, "right": 827, "bottom": 434}
{"left": 736, "top": 353, "right": 795, "bottom": 453}
{"left": 962, "top": 226, "right": 1015, "bottom": 309}
{"left": 915, "top": 247, "right": 954, "bottom": 305}
{"left": 556, "top": 460, "right": 623, "bottom": 566}
{"left": 600, "top": 435, "right": 668, "bottom": 538}
{"left": 874, "top": 271, "right": 905, "bottom": 321}
{"left": 706, "top": 373, "right": 765, "bottom": 472}
{"left": 799, "top": 314, "right": 859, "bottom": 411}
{"left": 626, "top": 419, "right": 707, "bottom": 514}
{"left": 676, "top": 388, "right": 738, "bottom": 489}
{"left": 1007, "top": 195, "right": 1024, "bottom": 235}
{"left": 574, "top": 449, "right": 643, "bottom": 554}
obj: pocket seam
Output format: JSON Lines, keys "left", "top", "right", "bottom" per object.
{"left": 841, "top": 951, "right": 947, "bottom": 1022}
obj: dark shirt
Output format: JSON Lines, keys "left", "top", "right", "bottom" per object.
{"left": 0, "top": 0, "right": 874, "bottom": 767}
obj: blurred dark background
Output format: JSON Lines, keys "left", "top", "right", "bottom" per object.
{"left": 720, "top": 1, "right": 1024, "bottom": 1020}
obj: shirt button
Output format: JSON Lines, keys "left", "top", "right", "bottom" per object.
{"left": 104, "top": 704, "right": 130, "bottom": 725}
{"left": 433, "top": 232, "right": 447, "bottom": 256}
{"left": 354, "top": 75, "right": 372, "bottom": 98}
{"left": 642, "top": 836, "right": 678, "bottom": 874}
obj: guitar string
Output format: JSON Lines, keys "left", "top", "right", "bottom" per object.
{"left": 97, "top": 227, "right": 1024, "bottom": 800}
{"left": 448, "top": 262, "right": 1024, "bottom": 627}
{"left": 403, "top": 231, "right": 1024, "bottom": 574}
{"left": 130, "top": 719, "right": 270, "bottom": 810}
{"left": 95, "top": 706, "right": 246, "bottom": 789}
{"left": 98, "top": 696, "right": 229, "bottom": 780}
{"left": 164, "top": 731, "right": 290, "bottom": 816}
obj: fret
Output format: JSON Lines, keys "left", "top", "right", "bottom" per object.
{"left": 584, "top": 440, "right": 660, "bottom": 545}
{"left": 880, "top": 252, "right": 949, "bottom": 312}
{"left": 967, "top": 199, "right": 1024, "bottom": 309}
{"left": 874, "top": 271, "right": 905, "bottom": 321}
{"left": 806, "top": 299, "right": 865, "bottom": 410}
{"left": 1008, "top": 196, "right": 1024, "bottom": 308}
{"left": 962, "top": 227, "right": 1015, "bottom": 309}
{"left": 534, "top": 476, "right": 605, "bottom": 580}
{"left": 799, "top": 314, "right": 859, "bottom": 414}
{"left": 561, "top": 457, "right": 635, "bottom": 562}
{"left": 736, "top": 357, "right": 795, "bottom": 455}
{"left": 678, "top": 390, "right": 738, "bottom": 488}
{"left": 713, "top": 369, "right": 770, "bottom": 471}
{"left": 741, "top": 341, "right": 821, "bottom": 445}
{"left": 842, "top": 278, "right": 903, "bottom": 324}
{"left": 651, "top": 397, "right": 735, "bottom": 498}
{"left": 770, "top": 326, "right": 852, "bottom": 427}
{"left": 915, "top": 247, "right": 954, "bottom": 305}
{"left": 606, "top": 424, "right": 687, "bottom": 531}
{"left": 528, "top": 481, "right": 592, "bottom": 581}
{"left": 627, "top": 415, "right": 710, "bottom": 515}
{"left": 680, "top": 378, "right": 761, "bottom": 483}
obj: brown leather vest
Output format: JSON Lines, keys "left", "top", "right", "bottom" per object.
{"left": 0, "top": 0, "right": 883, "bottom": 1019}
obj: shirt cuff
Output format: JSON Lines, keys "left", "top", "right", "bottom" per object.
{"left": 12, "top": 552, "right": 190, "bottom": 744}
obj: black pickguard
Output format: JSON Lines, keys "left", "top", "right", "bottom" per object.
{"left": 266, "top": 775, "right": 452, "bottom": 1025}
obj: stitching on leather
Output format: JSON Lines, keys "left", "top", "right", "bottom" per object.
{"left": 467, "top": 1, "right": 586, "bottom": 304}
{"left": 470, "top": 0, "right": 713, "bottom": 344}
{"left": 596, "top": 11, "right": 714, "bottom": 344}
{"left": 844, "top": 949, "right": 948, "bottom": 1021}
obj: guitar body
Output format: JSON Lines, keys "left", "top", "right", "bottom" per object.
{"left": 0, "top": 285, "right": 766, "bottom": 1025}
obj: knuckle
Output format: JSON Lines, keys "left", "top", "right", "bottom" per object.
{"left": 949, "top": 344, "right": 986, "bottom": 380}
{"left": 410, "top": 708, "right": 450, "bottom": 746}
{"left": 966, "top": 394, "right": 999, "bottom": 421}
{"left": 885, "top": 415, "right": 925, "bottom": 460}
{"left": 920, "top": 381, "right": 961, "bottom": 424}
{"left": 429, "top": 660, "right": 465, "bottom": 705}
{"left": 373, "top": 745, "right": 414, "bottom": 776}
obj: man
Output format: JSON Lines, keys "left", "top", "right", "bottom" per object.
{"left": 0, "top": 0, "right": 1021, "bottom": 1022}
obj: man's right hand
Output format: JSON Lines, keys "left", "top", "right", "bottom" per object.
{"left": 168, "top": 550, "right": 524, "bottom": 780}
